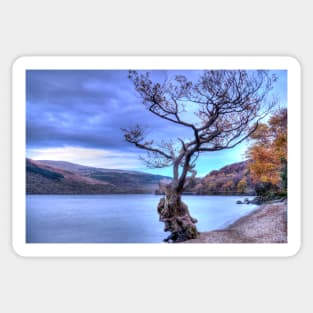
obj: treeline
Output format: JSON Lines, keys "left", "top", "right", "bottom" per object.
{"left": 247, "top": 108, "right": 287, "bottom": 200}
{"left": 186, "top": 161, "right": 254, "bottom": 195}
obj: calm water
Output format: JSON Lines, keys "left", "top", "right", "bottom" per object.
{"left": 26, "top": 194, "right": 258, "bottom": 243}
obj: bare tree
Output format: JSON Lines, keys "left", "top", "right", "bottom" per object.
{"left": 122, "top": 70, "right": 277, "bottom": 242}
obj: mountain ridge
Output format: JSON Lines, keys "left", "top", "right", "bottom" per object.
{"left": 37, "top": 160, "right": 151, "bottom": 175}
{"left": 26, "top": 158, "right": 171, "bottom": 194}
{"left": 27, "top": 158, "right": 255, "bottom": 195}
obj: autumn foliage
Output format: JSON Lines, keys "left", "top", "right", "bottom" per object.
{"left": 247, "top": 108, "right": 287, "bottom": 192}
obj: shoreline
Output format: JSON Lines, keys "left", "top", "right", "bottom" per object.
{"left": 185, "top": 201, "right": 287, "bottom": 243}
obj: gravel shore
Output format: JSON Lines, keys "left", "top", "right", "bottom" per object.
{"left": 185, "top": 201, "right": 287, "bottom": 243}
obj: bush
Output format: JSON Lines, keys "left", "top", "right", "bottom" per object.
{"left": 255, "top": 182, "right": 280, "bottom": 201}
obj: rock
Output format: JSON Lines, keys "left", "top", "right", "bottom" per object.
{"left": 236, "top": 200, "right": 243, "bottom": 204}
{"left": 249, "top": 197, "right": 263, "bottom": 205}
{"left": 244, "top": 198, "right": 250, "bottom": 204}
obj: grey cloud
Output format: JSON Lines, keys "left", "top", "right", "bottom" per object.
{"left": 26, "top": 69, "right": 193, "bottom": 150}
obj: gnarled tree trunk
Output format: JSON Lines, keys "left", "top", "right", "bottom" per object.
{"left": 157, "top": 181, "right": 198, "bottom": 242}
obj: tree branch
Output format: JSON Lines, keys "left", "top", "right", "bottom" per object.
{"left": 125, "top": 69, "right": 278, "bottom": 186}
{"left": 121, "top": 125, "right": 172, "bottom": 160}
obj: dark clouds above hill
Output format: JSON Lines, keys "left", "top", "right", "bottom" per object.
{"left": 26, "top": 70, "right": 192, "bottom": 151}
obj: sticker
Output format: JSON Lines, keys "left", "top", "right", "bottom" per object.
{"left": 12, "top": 56, "right": 301, "bottom": 257}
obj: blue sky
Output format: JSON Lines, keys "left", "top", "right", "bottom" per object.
{"left": 26, "top": 69, "right": 287, "bottom": 177}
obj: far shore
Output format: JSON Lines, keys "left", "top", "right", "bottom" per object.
{"left": 26, "top": 193, "right": 255, "bottom": 196}
{"left": 185, "top": 201, "right": 287, "bottom": 243}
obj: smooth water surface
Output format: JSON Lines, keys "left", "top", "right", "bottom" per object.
{"left": 26, "top": 194, "right": 258, "bottom": 243}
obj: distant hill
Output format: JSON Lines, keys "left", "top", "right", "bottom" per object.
{"left": 26, "top": 159, "right": 115, "bottom": 194}
{"left": 27, "top": 158, "right": 255, "bottom": 195}
{"left": 186, "top": 160, "right": 255, "bottom": 195}
{"left": 26, "top": 159, "right": 171, "bottom": 194}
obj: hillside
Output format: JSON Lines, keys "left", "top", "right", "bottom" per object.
{"left": 186, "top": 160, "right": 255, "bottom": 195}
{"left": 27, "top": 159, "right": 255, "bottom": 195}
{"left": 26, "top": 159, "right": 171, "bottom": 194}
{"left": 26, "top": 159, "right": 115, "bottom": 194}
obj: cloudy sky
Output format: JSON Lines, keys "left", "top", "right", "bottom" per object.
{"left": 26, "top": 69, "right": 287, "bottom": 177}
